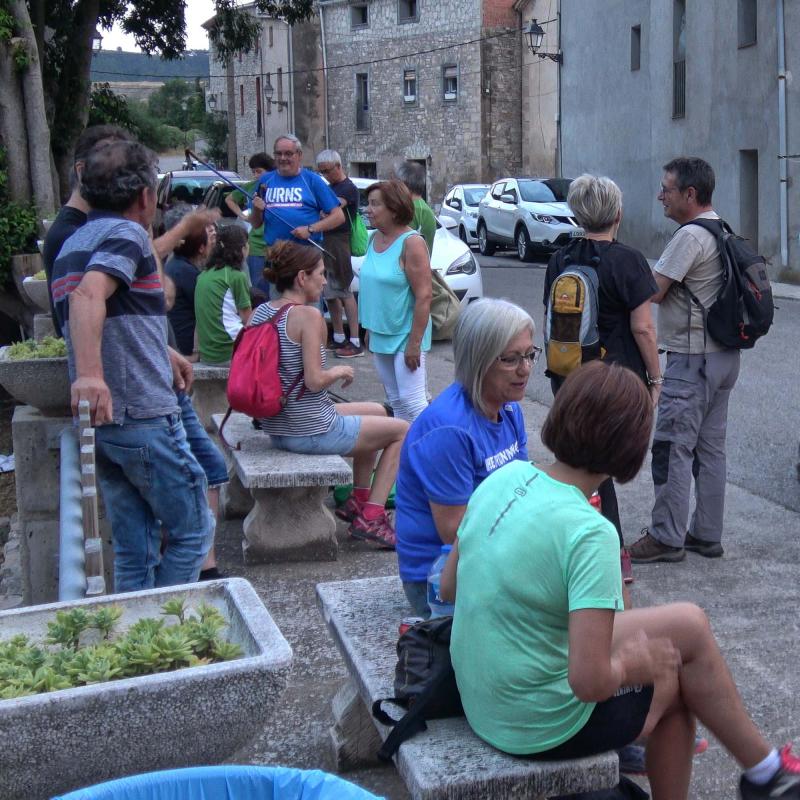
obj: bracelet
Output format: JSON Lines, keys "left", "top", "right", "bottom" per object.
{"left": 307, "top": 225, "right": 314, "bottom": 235}
{"left": 647, "top": 374, "right": 664, "bottom": 386}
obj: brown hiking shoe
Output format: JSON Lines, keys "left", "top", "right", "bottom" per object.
{"left": 628, "top": 529, "right": 686, "bottom": 563}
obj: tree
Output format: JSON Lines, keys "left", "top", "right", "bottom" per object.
{"left": 0, "top": 0, "right": 315, "bottom": 218}
{"left": 88, "top": 82, "right": 138, "bottom": 133}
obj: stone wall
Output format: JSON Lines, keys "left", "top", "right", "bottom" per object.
{"left": 323, "top": 0, "right": 524, "bottom": 203}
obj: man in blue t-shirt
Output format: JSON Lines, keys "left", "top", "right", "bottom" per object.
{"left": 395, "top": 381, "right": 528, "bottom": 616}
{"left": 250, "top": 134, "right": 344, "bottom": 247}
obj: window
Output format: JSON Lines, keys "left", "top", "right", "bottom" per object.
{"left": 353, "top": 162, "right": 377, "bottom": 180}
{"left": 255, "top": 37, "right": 260, "bottom": 55}
{"left": 672, "top": 0, "right": 686, "bottom": 118}
{"left": 277, "top": 67, "right": 283, "bottom": 110}
{"left": 398, "top": 0, "right": 418, "bottom": 24}
{"left": 356, "top": 73, "right": 369, "bottom": 131}
{"left": 738, "top": 0, "right": 757, "bottom": 47}
{"left": 351, "top": 3, "right": 368, "bottom": 29}
{"left": 269, "top": 26, "right": 273, "bottom": 47}
{"left": 265, "top": 71, "right": 272, "bottom": 114}
{"left": 631, "top": 25, "right": 641, "bottom": 71}
{"left": 240, "top": 84, "right": 244, "bottom": 115}
{"left": 403, "top": 68, "right": 417, "bottom": 103}
{"left": 490, "top": 182, "right": 506, "bottom": 200}
{"left": 739, "top": 149, "right": 759, "bottom": 246}
{"left": 443, "top": 64, "right": 458, "bottom": 102}
{"left": 256, "top": 77, "right": 262, "bottom": 137}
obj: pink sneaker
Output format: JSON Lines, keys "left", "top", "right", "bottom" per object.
{"left": 349, "top": 512, "right": 396, "bottom": 550}
{"left": 335, "top": 495, "right": 364, "bottom": 523}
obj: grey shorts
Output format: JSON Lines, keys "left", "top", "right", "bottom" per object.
{"left": 323, "top": 231, "right": 354, "bottom": 300}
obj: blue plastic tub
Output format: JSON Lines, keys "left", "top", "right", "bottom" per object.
{"left": 52, "top": 766, "right": 384, "bottom": 800}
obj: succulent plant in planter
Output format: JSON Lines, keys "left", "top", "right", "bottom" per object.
{"left": 0, "top": 578, "right": 293, "bottom": 800}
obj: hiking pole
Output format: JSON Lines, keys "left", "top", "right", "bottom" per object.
{"left": 184, "top": 148, "right": 329, "bottom": 256}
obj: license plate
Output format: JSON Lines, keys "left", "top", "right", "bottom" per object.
{"left": 570, "top": 229, "right": 585, "bottom": 238}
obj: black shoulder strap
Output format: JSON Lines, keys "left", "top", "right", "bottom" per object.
{"left": 372, "top": 664, "right": 454, "bottom": 762}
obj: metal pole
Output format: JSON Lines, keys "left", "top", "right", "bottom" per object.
{"left": 777, "top": 0, "right": 790, "bottom": 271}
{"left": 58, "top": 428, "right": 86, "bottom": 601}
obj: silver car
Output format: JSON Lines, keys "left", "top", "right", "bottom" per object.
{"left": 439, "top": 184, "right": 490, "bottom": 246}
{"left": 477, "top": 177, "right": 584, "bottom": 262}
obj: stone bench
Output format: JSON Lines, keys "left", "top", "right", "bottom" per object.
{"left": 212, "top": 412, "right": 352, "bottom": 564}
{"left": 316, "top": 575, "right": 618, "bottom": 800}
{"left": 191, "top": 364, "right": 230, "bottom": 431}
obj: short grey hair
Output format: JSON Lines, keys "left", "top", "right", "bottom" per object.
{"left": 567, "top": 174, "right": 622, "bottom": 233}
{"left": 453, "top": 298, "right": 535, "bottom": 417}
{"left": 80, "top": 140, "right": 157, "bottom": 212}
{"left": 163, "top": 202, "right": 193, "bottom": 232}
{"left": 316, "top": 149, "right": 341, "bottom": 166}
{"left": 393, "top": 160, "right": 426, "bottom": 196}
{"left": 274, "top": 133, "right": 302, "bottom": 152}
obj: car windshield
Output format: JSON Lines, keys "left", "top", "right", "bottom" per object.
{"left": 518, "top": 179, "right": 571, "bottom": 203}
{"left": 464, "top": 187, "right": 489, "bottom": 206}
{"left": 169, "top": 177, "right": 219, "bottom": 205}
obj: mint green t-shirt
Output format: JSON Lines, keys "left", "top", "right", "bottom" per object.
{"left": 450, "top": 461, "right": 623, "bottom": 755}
{"left": 194, "top": 266, "right": 251, "bottom": 364}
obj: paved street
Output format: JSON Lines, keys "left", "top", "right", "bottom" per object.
{"left": 220, "top": 266, "right": 800, "bottom": 799}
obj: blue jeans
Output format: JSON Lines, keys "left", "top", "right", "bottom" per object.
{"left": 94, "top": 413, "right": 213, "bottom": 592}
{"left": 247, "top": 254, "right": 271, "bottom": 295}
{"left": 177, "top": 392, "right": 228, "bottom": 487}
{"left": 402, "top": 580, "right": 431, "bottom": 619}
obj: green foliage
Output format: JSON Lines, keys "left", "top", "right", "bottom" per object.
{"left": 88, "top": 83, "right": 139, "bottom": 135}
{"left": 0, "top": 598, "right": 243, "bottom": 699}
{"left": 0, "top": 147, "right": 37, "bottom": 284}
{"left": 201, "top": 112, "right": 229, "bottom": 169}
{"left": 6, "top": 337, "right": 67, "bottom": 360}
{"left": 0, "top": 7, "right": 13, "bottom": 41}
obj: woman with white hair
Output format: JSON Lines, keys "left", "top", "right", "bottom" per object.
{"left": 544, "top": 174, "right": 660, "bottom": 576}
{"left": 394, "top": 298, "right": 538, "bottom": 616}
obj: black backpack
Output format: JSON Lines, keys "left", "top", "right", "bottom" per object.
{"left": 371, "top": 616, "right": 462, "bottom": 761}
{"left": 681, "top": 218, "right": 773, "bottom": 349}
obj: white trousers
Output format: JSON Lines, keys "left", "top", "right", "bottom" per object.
{"left": 372, "top": 351, "right": 428, "bottom": 423}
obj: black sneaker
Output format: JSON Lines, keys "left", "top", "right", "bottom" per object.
{"left": 740, "top": 746, "right": 800, "bottom": 798}
{"left": 684, "top": 533, "right": 724, "bottom": 558}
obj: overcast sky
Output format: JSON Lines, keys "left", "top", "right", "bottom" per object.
{"left": 99, "top": 0, "right": 216, "bottom": 52}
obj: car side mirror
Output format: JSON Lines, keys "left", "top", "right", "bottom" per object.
{"left": 450, "top": 199, "right": 462, "bottom": 210}
{"left": 500, "top": 193, "right": 517, "bottom": 204}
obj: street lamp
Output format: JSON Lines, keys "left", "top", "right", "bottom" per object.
{"left": 263, "top": 79, "right": 288, "bottom": 110}
{"left": 523, "top": 18, "right": 563, "bottom": 63}
{"left": 208, "top": 94, "right": 217, "bottom": 111}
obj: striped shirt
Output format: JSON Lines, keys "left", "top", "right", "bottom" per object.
{"left": 52, "top": 211, "right": 177, "bottom": 424}
{"left": 250, "top": 303, "right": 337, "bottom": 436}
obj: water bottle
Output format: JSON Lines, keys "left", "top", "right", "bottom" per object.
{"left": 427, "top": 544, "right": 455, "bottom": 618}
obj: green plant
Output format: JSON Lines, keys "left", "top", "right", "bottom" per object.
{"left": 0, "top": 598, "right": 242, "bottom": 699}
{"left": 6, "top": 337, "right": 67, "bottom": 360}
{"left": 0, "top": 145, "right": 37, "bottom": 284}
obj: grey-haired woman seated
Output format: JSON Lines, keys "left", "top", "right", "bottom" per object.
{"left": 394, "top": 298, "right": 538, "bottom": 617}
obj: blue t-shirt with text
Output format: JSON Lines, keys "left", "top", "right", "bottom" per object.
{"left": 395, "top": 382, "right": 529, "bottom": 582}
{"left": 253, "top": 168, "right": 340, "bottom": 246}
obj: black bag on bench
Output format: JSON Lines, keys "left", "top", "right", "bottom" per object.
{"left": 371, "top": 615, "right": 462, "bottom": 761}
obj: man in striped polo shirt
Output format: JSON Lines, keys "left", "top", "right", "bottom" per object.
{"left": 52, "top": 140, "right": 212, "bottom": 592}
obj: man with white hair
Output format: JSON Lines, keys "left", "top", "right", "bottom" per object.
{"left": 250, "top": 134, "right": 344, "bottom": 253}
{"left": 315, "top": 149, "right": 363, "bottom": 357}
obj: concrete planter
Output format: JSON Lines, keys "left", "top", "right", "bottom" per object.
{"left": 0, "top": 347, "right": 71, "bottom": 415}
{"left": 0, "top": 578, "right": 293, "bottom": 800}
{"left": 22, "top": 277, "right": 51, "bottom": 313}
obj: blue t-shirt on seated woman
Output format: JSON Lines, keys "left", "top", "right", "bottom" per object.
{"left": 395, "top": 382, "right": 528, "bottom": 583}
{"left": 252, "top": 169, "right": 340, "bottom": 246}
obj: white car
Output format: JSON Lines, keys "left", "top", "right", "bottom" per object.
{"left": 477, "top": 177, "right": 583, "bottom": 262}
{"left": 348, "top": 177, "right": 483, "bottom": 304}
{"left": 439, "top": 184, "right": 491, "bottom": 246}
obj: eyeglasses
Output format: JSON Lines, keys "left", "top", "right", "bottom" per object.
{"left": 318, "top": 166, "right": 334, "bottom": 174}
{"left": 659, "top": 184, "right": 680, "bottom": 195}
{"left": 496, "top": 347, "right": 542, "bottom": 369}
{"left": 274, "top": 150, "right": 299, "bottom": 158}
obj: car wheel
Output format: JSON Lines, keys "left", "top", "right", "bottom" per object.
{"left": 459, "top": 225, "right": 468, "bottom": 244}
{"left": 478, "top": 222, "right": 496, "bottom": 256}
{"left": 515, "top": 226, "right": 535, "bottom": 262}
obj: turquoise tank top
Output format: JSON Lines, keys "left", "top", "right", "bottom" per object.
{"left": 358, "top": 230, "right": 432, "bottom": 354}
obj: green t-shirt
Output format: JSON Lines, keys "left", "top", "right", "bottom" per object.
{"left": 450, "top": 461, "right": 623, "bottom": 755}
{"left": 231, "top": 179, "right": 266, "bottom": 257}
{"left": 194, "top": 266, "right": 251, "bottom": 364}
{"left": 412, "top": 198, "right": 436, "bottom": 255}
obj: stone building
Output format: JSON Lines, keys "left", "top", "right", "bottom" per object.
{"left": 319, "top": 0, "right": 523, "bottom": 203}
{"left": 519, "top": 0, "right": 800, "bottom": 275}
{"left": 205, "top": 5, "right": 325, "bottom": 173}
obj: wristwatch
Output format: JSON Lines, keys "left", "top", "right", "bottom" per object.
{"left": 307, "top": 224, "right": 315, "bottom": 236}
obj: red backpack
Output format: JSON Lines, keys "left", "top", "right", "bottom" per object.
{"left": 218, "top": 303, "right": 305, "bottom": 448}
